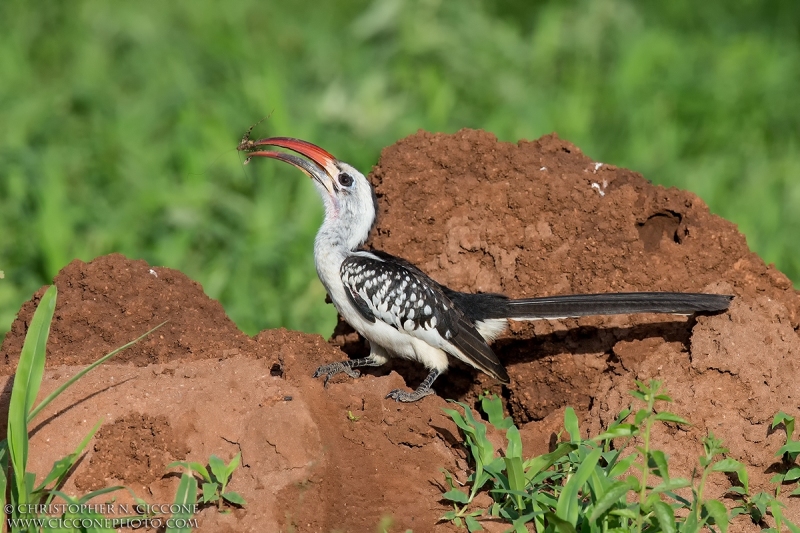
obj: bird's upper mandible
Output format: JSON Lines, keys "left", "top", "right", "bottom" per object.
{"left": 238, "top": 136, "right": 379, "bottom": 251}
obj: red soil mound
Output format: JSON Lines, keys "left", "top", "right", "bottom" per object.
{"left": 1, "top": 129, "right": 798, "bottom": 531}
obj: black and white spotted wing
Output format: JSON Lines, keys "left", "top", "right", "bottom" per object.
{"left": 340, "top": 251, "right": 510, "bottom": 383}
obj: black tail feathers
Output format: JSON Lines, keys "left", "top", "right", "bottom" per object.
{"left": 448, "top": 291, "right": 732, "bottom": 322}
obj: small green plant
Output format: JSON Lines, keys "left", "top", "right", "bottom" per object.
{"left": 166, "top": 468, "right": 199, "bottom": 533}
{"left": 770, "top": 412, "right": 800, "bottom": 497}
{"left": 719, "top": 411, "right": 800, "bottom": 531}
{"left": 441, "top": 380, "right": 800, "bottom": 533}
{"left": 1, "top": 285, "right": 164, "bottom": 532}
{"left": 168, "top": 453, "right": 247, "bottom": 511}
{"left": 375, "top": 514, "right": 413, "bottom": 533}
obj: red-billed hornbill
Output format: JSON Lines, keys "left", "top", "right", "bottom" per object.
{"left": 239, "top": 137, "right": 732, "bottom": 402}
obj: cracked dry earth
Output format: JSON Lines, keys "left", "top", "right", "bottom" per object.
{"left": 1, "top": 129, "right": 799, "bottom": 532}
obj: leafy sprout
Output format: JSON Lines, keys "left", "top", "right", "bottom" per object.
{"left": 168, "top": 453, "right": 247, "bottom": 512}
{"left": 440, "top": 380, "right": 800, "bottom": 533}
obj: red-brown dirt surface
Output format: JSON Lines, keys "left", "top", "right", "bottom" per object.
{"left": 1, "top": 129, "right": 799, "bottom": 532}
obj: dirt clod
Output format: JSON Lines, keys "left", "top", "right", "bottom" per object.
{"left": 75, "top": 413, "right": 189, "bottom": 491}
{"left": 0, "top": 253, "right": 257, "bottom": 372}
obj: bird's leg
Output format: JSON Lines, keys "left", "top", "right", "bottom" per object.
{"left": 386, "top": 368, "right": 441, "bottom": 403}
{"left": 313, "top": 349, "right": 387, "bottom": 387}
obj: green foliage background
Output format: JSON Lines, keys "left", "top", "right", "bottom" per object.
{"left": 1, "top": 0, "right": 798, "bottom": 338}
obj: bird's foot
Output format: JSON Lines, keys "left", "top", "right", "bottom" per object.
{"left": 313, "top": 361, "right": 361, "bottom": 387}
{"left": 385, "top": 368, "right": 441, "bottom": 402}
{"left": 313, "top": 355, "right": 386, "bottom": 387}
{"left": 385, "top": 387, "right": 435, "bottom": 403}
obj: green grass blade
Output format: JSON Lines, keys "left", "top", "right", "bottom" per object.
{"left": 506, "top": 426, "right": 523, "bottom": 460}
{"left": 21, "top": 287, "right": 57, "bottom": 419}
{"left": 589, "top": 479, "right": 635, "bottom": 522}
{"left": 556, "top": 447, "right": 602, "bottom": 526}
{"left": 564, "top": 407, "right": 580, "bottom": 442}
{"left": 481, "top": 394, "right": 513, "bottom": 429}
{"left": 544, "top": 511, "right": 578, "bottom": 533}
{"left": 49, "top": 489, "right": 78, "bottom": 504}
{"left": 33, "top": 455, "right": 76, "bottom": 496}
{"left": 504, "top": 456, "right": 526, "bottom": 511}
{"left": 443, "top": 408, "right": 476, "bottom": 438}
{"left": 24, "top": 471, "right": 35, "bottom": 496}
{"left": 0, "top": 444, "right": 8, "bottom": 524}
{"left": 490, "top": 487, "right": 534, "bottom": 498}
{"left": 594, "top": 424, "right": 638, "bottom": 441}
{"left": 167, "top": 461, "right": 211, "bottom": 482}
{"left": 509, "top": 513, "right": 537, "bottom": 532}
{"left": 41, "top": 420, "right": 103, "bottom": 508}
{"left": 76, "top": 485, "right": 126, "bottom": 505}
{"left": 531, "top": 500, "right": 547, "bottom": 533}
{"left": 7, "top": 285, "right": 57, "bottom": 506}
{"left": 460, "top": 404, "right": 494, "bottom": 465}
{"left": 123, "top": 487, "right": 150, "bottom": 512}
{"left": 166, "top": 472, "right": 198, "bottom": 533}
{"left": 523, "top": 442, "right": 577, "bottom": 479}
{"left": 608, "top": 453, "right": 637, "bottom": 478}
{"left": 28, "top": 321, "right": 167, "bottom": 424}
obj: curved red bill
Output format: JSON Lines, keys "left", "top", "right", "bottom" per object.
{"left": 242, "top": 149, "right": 335, "bottom": 195}
{"left": 241, "top": 137, "right": 338, "bottom": 177}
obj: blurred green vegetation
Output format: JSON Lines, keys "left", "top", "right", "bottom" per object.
{"left": 1, "top": 0, "right": 798, "bottom": 338}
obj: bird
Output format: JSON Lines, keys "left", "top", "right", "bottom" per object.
{"left": 238, "top": 136, "right": 733, "bottom": 402}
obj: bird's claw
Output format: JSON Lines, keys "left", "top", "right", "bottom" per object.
{"left": 385, "top": 387, "right": 435, "bottom": 403}
{"left": 313, "top": 362, "right": 361, "bottom": 387}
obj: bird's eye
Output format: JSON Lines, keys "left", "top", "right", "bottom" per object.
{"left": 338, "top": 173, "right": 354, "bottom": 187}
